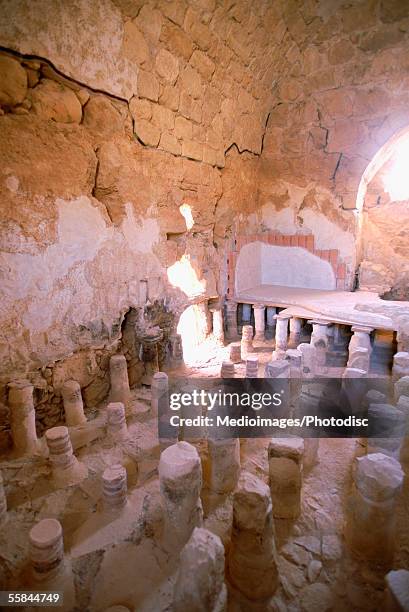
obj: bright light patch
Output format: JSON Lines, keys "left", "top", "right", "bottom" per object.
{"left": 167, "top": 254, "right": 205, "bottom": 297}
{"left": 383, "top": 137, "right": 409, "bottom": 201}
{"left": 179, "top": 204, "right": 194, "bottom": 230}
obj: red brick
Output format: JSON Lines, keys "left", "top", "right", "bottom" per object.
{"left": 329, "top": 249, "right": 338, "bottom": 265}
{"left": 321, "top": 250, "right": 331, "bottom": 261}
{"left": 290, "top": 235, "right": 297, "bottom": 246}
{"left": 298, "top": 235, "right": 307, "bottom": 248}
{"left": 276, "top": 235, "right": 284, "bottom": 246}
{"left": 305, "top": 235, "right": 314, "bottom": 251}
{"left": 337, "top": 263, "right": 346, "bottom": 279}
{"left": 336, "top": 278, "right": 345, "bottom": 290}
{"left": 283, "top": 235, "right": 291, "bottom": 246}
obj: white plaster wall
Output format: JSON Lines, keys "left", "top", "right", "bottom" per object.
{"left": 261, "top": 243, "right": 336, "bottom": 289}
{"left": 234, "top": 241, "right": 262, "bottom": 293}
{"left": 235, "top": 242, "right": 336, "bottom": 292}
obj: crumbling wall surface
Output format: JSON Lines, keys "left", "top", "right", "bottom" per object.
{"left": 254, "top": 0, "right": 409, "bottom": 286}
{"left": 0, "top": 0, "right": 285, "bottom": 386}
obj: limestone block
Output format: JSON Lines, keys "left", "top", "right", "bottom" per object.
{"left": 8, "top": 380, "right": 39, "bottom": 455}
{"left": 268, "top": 437, "right": 304, "bottom": 519}
{"left": 345, "top": 453, "right": 404, "bottom": 565}
{"left": 395, "top": 376, "right": 409, "bottom": 403}
{"left": 265, "top": 360, "right": 290, "bottom": 378}
{"left": 61, "top": 380, "right": 87, "bottom": 426}
{"left": 190, "top": 50, "right": 215, "bottom": 80}
{"left": 367, "top": 404, "right": 405, "bottom": 457}
{"left": 137, "top": 70, "right": 159, "bottom": 101}
{"left": 173, "top": 528, "right": 227, "bottom": 612}
{"left": 109, "top": 355, "right": 131, "bottom": 411}
{"left": 393, "top": 352, "right": 409, "bottom": 383}
{"left": 245, "top": 355, "right": 258, "bottom": 378}
{"left": 228, "top": 471, "right": 279, "bottom": 600}
{"left": 0, "top": 56, "right": 27, "bottom": 107}
{"left": 298, "top": 343, "right": 316, "bottom": 378}
{"left": 122, "top": 21, "right": 150, "bottom": 66}
{"left": 347, "top": 346, "right": 370, "bottom": 372}
{"left": 385, "top": 569, "right": 409, "bottom": 612}
{"left": 134, "top": 118, "right": 160, "bottom": 146}
{"left": 221, "top": 360, "right": 235, "bottom": 378}
{"left": 155, "top": 48, "right": 179, "bottom": 84}
{"left": 82, "top": 96, "right": 124, "bottom": 141}
{"left": 159, "top": 441, "right": 203, "bottom": 551}
{"left": 229, "top": 342, "right": 241, "bottom": 363}
{"left": 151, "top": 372, "right": 169, "bottom": 414}
{"left": 30, "top": 79, "right": 82, "bottom": 123}
{"left": 208, "top": 438, "right": 240, "bottom": 494}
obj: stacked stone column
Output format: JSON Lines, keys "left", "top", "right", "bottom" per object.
{"left": 221, "top": 360, "right": 235, "bottom": 378}
{"left": 225, "top": 301, "right": 238, "bottom": 339}
{"left": 345, "top": 453, "right": 404, "bottom": 566}
{"left": 173, "top": 528, "right": 227, "bottom": 612}
{"left": 8, "top": 380, "right": 39, "bottom": 456}
{"left": 45, "top": 426, "right": 88, "bottom": 487}
{"left": 159, "top": 441, "right": 203, "bottom": 551}
{"left": 208, "top": 437, "right": 240, "bottom": 494}
{"left": 347, "top": 325, "right": 373, "bottom": 372}
{"left": 151, "top": 372, "right": 169, "bottom": 414}
{"left": 211, "top": 308, "right": 224, "bottom": 344}
{"left": 298, "top": 343, "right": 317, "bottom": 378}
{"left": 229, "top": 342, "right": 241, "bottom": 363}
{"left": 228, "top": 471, "right": 279, "bottom": 601}
{"left": 171, "top": 334, "right": 184, "bottom": 363}
{"left": 268, "top": 437, "right": 304, "bottom": 519}
{"left": 245, "top": 355, "right": 259, "bottom": 378}
{"left": 102, "top": 464, "right": 127, "bottom": 511}
{"left": 106, "top": 402, "right": 128, "bottom": 441}
{"left": 289, "top": 317, "right": 302, "bottom": 338}
{"left": 309, "top": 320, "right": 330, "bottom": 372}
{"left": 241, "top": 324, "right": 253, "bottom": 359}
{"left": 253, "top": 304, "right": 265, "bottom": 341}
{"left": 29, "top": 518, "right": 64, "bottom": 582}
{"left": 109, "top": 354, "right": 131, "bottom": 412}
{"left": 273, "top": 314, "right": 290, "bottom": 360}
{"left": 61, "top": 380, "right": 87, "bottom": 426}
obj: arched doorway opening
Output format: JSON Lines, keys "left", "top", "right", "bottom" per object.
{"left": 356, "top": 125, "right": 409, "bottom": 299}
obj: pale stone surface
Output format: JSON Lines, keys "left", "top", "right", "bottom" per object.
{"left": 221, "top": 360, "right": 235, "bottom": 378}
{"left": 29, "top": 518, "right": 64, "bottom": 581}
{"left": 8, "top": 380, "right": 39, "bottom": 455}
{"left": 245, "top": 355, "right": 258, "bottom": 378}
{"left": 385, "top": 569, "right": 409, "bottom": 612}
{"left": 45, "top": 425, "right": 88, "bottom": 487}
{"left": 208, "top": 438, "right": 240, "bottom": 494}
{"left": 102, "top": 464, "right": 127, "bottom": 511}
{"left": 106, "top": 402, "right": 128, "bottom": 441}
{"left": 109, "top": 355, "right": 131, "bottom": 410}
{"left": 159, "top": 441, "right": 203, "bottom": 551}
{"left": 345, "top": 453, "right": 404, "bottom": 565}
{"left": 393, "top": 352, "right": 409, "bottom": 383}
{"left": 0, "top": 55, "right": 27, "bottom": 107}
{"left": 229, "top": 342, "right": 241, "bottom": 364}
{"left": 268, "top": 437, "right": 304, "bottom": 519}
{"left": 395, "top": 376, "right": 409, "bottom": 403}
{"left": 61, "top": 380, "right": 87, "bottom": 426}
{"left": 253, "top": 305, "right": 265, "bottom": 340}
{"left": 151, "top": 372, "right": 169, "bottom": 414}
{"left": 30, "top": 79, "right": 82, "bottom": 123}
{"left": 228, "top": 471, "right": 279, "bottom": 601}
{"left": 173, "top": 527, "right": 227, "bottom": 612}
{"left": 240, "top": 324, "right": 253, "bottom": 359}
{"left": 265, "top": 360, "right": 290, "bottom": 378}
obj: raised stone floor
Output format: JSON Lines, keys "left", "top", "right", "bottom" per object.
{"left": 235, "top": 285, "right": 405, "bottom": 330}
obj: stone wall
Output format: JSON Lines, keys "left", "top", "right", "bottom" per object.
{"left": 2, "top": 0, "right": 409, "bottom": 444}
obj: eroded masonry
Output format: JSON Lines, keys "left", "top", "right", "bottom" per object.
{"left": 2, "top": 0, "right": 409, "bottom": 610}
